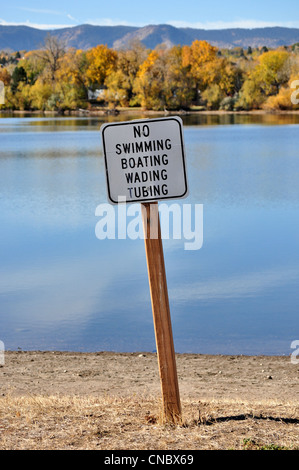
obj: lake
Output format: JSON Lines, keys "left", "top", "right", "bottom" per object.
{"left": 0, "top": 112, "right": 299, "bottom": 355}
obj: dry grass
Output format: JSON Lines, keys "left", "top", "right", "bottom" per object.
{"left": 0, "top": 394, "right": 298, "bottom": 450}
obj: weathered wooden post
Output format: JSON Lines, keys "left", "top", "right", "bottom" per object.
{"left": 101, "top": 116, "right": 188, "bottom": 423}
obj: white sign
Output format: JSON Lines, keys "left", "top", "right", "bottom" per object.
{"left": 101, "top": 116, "right": 188, "bottom": 204}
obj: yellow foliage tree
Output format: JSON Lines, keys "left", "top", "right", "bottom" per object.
{"left": 263, "top": 75, "right": 299, "bottom": 110}
{"left": 4, "top": 81, "right": 32, "bottom": 110}
{"left": 252, "top": 50, "right": 290, "bottom": 95}
{"left": 182, "top": 40, "right": 218, "bottom": 73}
{"left": 182, "top": 40, "right": 218, "bottom": 90}
{"left": 162, "top": 45, "right": 195, "bottom": 109}
{"left": 236, "top": 50, "right": 290, "bottom": 109}
{"left": 133, "top": 51, "right": 160, "bottom": 109}
{"left": 235, "top": 78, "right": 265, "bottom": 110}
{"left": 0, "top": 39, "right": 296, "bottom": 112}
{"left": 29, "top": 78, "right": 53, "bottom": 110}
{"left": 104, "top": 42, "right": 147, "bottom": 107}
{"left": 56, "top": 48, "right": 89, "bottom": 105}
{"left": 86, "top": 45, "right": 117, "bottom": 88}
{"left": 134, "top": 48, "right": 193, "bottom": 110}
{"left": 57, "top": 49, "right": 87, "bottom": 86}
{"left": 0, "top": 67, "right": 11, "bottom": 86}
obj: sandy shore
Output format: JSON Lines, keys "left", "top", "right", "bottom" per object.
{"left": 0, "top": 351, "right": 298, "bottom": 450}
{"left": 1, "top": 351, "right": 298, "bottom": 402}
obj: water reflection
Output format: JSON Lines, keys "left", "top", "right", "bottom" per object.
{"left": 2, "top": 111, "right": 299, "bottom": 129}
{"left": 0, "top": 114, "right": 299, "bottom": 355}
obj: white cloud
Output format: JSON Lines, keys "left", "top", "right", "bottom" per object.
{"left": 18, "top": 7, "right": 79, "bottom": 23}
{"left": 67, "top": 14, "right": 78, "bottom": 22}
{"left": 1, "top": 17, "right": 299, "bottom": 31}
{"left": 0, "top": 18, "right": 75, "bottom": 30}
{"left": 0, "top": 17, "right": 135, "bottom": 30}
{"left": 18, "top": 8, "right": 66, "bottom": 16}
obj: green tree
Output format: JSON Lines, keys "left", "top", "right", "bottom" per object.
{"left": 10, "top": 66, "right": 27, "bottom": 93}
{"left": 236, "top": 78, "right": 264, "bottom": 109}
{"left": 201, "top": 84, "right": 224, "bottom": 109}
{"left": 19, "top": 51, "right": 46, "bottom": 85}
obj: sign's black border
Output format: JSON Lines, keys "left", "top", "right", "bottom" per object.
{"left": 101, "top": 117, "right": 188, "bottom": 204}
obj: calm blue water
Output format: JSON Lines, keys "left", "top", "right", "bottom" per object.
{"left": 0, "top": 113, "right": 299, "bottom": 355}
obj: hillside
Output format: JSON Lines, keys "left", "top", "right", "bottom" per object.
{"left": 1, "top": 24, "right": 299, "bottom": 51}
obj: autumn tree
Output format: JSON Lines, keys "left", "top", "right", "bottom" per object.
{"left": 0, "top": 38, "right": 294, "bottom": 112}
{"left": 133, "top": 45, "right": 195, "bottom": 110}
{"left": 37, "top": 34, "right": 66, "bottom": 81}
{"left": 254, "top": 50, "right": 290, "bottom": 95}
{"left": 133, "top": 49, "right": 177, "bottom": 110}
{"left": 201, "top": 84, "right": 224, "bottom": 109}
{"left": 105, "top": 41, "right": 147, "bottom": 107}
{"left": 56, "top": 48, "right": 89, "bottom": 102}
{"left": 237, "top": 49, "right": 290, "bottom": 109}
{"left": 0, "top": 67, "right": 11, "bottom": 86}
{"left": 133, "top": 50, "right": 160, "bottom": 109}
{"left": 86, "top": 45, "right": 117, "bottom": 89}
{"left": 28, "top": 41, "right": 88, "bottom": 111}
{"left": 263, "top": 53, "right": 299, "bottom": 110}
{"left": 182, "top": 40, "right": 218, "bottom": 95}
{"left": 19, "top": 51, "right": 46, "bottom": 84}
{"left": 235, "top": 78, "right": 264, "bottom": 110}
{"left": 162, "top": 45, "right": 194, "bottom": 109}
{"left": 29, "top": 79, "right": 53, "bottom": 110}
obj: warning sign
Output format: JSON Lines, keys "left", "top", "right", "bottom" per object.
{"left": 101, "top": 116, "right": 188, "bottom": 204}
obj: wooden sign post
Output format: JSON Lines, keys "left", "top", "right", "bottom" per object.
{"left": 141, "top": 202, "right": 181, "bottom": 423}
{"left": 101, "top": 117, "right": 188, "bottom": 423}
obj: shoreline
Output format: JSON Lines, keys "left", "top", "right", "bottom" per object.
{"left": 1, "top": 108, "right": 299, "bottom": 117}
{"left": 1, "top": 350, "right": 298, "bottom": 402}
{"left": 3, "top": 349, "right": 291, "bottom": 357}
{"left": 1, "top": 350, "right": 298, "bottom": 450}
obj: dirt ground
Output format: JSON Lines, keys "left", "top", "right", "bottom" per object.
{"left": 1, "top": 351, "right": 298, "bottom": 401}
{"left": 0, "top": 351, "right": 298, "bottom": 450}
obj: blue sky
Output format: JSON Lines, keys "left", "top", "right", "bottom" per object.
{"left": 1, "top": 0, "right": 299, "bottom": 30}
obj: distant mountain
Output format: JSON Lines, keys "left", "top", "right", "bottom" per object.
{"left": 113, "top": 25, "right": 299, "bottom": 50}
{"left": 1, "top": 24, "right": 299, "bottom": 52}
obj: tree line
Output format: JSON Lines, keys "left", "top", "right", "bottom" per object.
{"left": 0, "top": 35, "right": 299, "bottom": 112}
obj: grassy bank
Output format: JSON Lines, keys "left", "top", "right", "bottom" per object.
{"left": 0, "top": 394, "right": 298, "bottom": 450}
{"left": 0, "top": 352, "right": 298, "bottom": 450}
